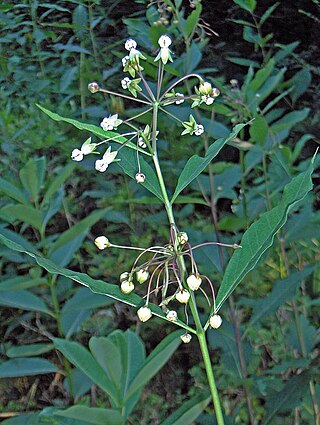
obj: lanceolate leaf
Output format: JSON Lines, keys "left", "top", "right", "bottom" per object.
{"left": 160, "top": 392, "right": 211, "bottom": 425}
{"left": 0, "top": 233, "right": 195, "bottom": 334}
{"left": 262, "top": 371, "right": 312, "bottom": 425}
{"left": 215, "top": 154, "right": 316, "bottom": 311}
{"left": 171, "top": 123, "right": 246, "bottom": 203}
{"left": 36, "top": 104, "right": 150, "bottom": 156}
{"left": 53, "top": 338, "right": 118, "bottom": 404}
{"left": 126, "top": 330, "right": 183, "bottom": 400}
{"left": 0, "top": 358, "right": 57, "bottom": 378}
{"left": 55, "top": 406, "right": 123, "bottom": 425}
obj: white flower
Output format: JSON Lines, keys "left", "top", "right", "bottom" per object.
{"left": 186, "top": 274, "right": 202, "bottom": 291}
{"left": 136, "top": 269, "right": 149, "bottom": 284}
{"left": 160, "top": 47, "right": 170, "bottom": 64}
{"left": 102, "top": 146, "right": 118, "bottom": 164}
{"left": 100, "top": 114, "right": 122, "bottom": 131}
{"left": 94, "top": 236, "right": 111, "bottom": 250}
{"left": 180, "top": 333, "right": 192, "bottom": 344}
{"left": 81, "top": 145, "right": 92, "bottom": 155}
{"left": 121, "top": 77, "right": 131, "bottom": 89}
{"left": 71, "top": 149, "right": 84, "bottom": 162}
{"left": 158, "top": 35, "right": 172, "bottom": 48}
{"left": 166, "top": 310, "right": 178, "bottom": 322}
{"left": 194, "top": 124, "right": 204, "bottom": 136}
{"left": 175, "top": 93, "right": 184, "bottom": 104}
{"left": 135, "top": 172, "right": 145, "bottom": 183}
{"left": 137, "top": 306, "right": 152, "bottom": 322}
{"left": 176, "top": 289, "right": 190, "bottom": 304}
{"left": 122, "top": 55, "right": 130, "bottom": 67}
{"left": 121, "top": 280, "right": 135, "bottom": 294}
{"left": 95, "top": 147, "right": 118, "bottom": 173}
{"left": 177, "top": 232, "right": 188, "bottom": 245}
{"left": 202, "top": 95, "right": 214, "bottom": 105}
{"left": 209, "top": 314, "right": 222, "bottom": 329}
{"left": 95, "top": 159, "right": 109, "bottom": 173}
{"left": 125, "top": 38, "right": 137, "bottom": 51}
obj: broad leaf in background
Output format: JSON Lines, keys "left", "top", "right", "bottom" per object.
{"left": 215, "top": 154, "right": 316, "bottom": 311}
{"left": 36, "top": 105, "right": 150, "bottom": 155}
{"left": 0, "top": 290, "right": 52, "bottom": 316}
{"left": 171, "top": 123, "right": 246, "bottom": 203}
{"left": 0, "top": 233, "right": 195, "bottom": 334}
{"left": 55, "top": 406, "right": 122, "bottom": 425}
{"left": 0, "top": 358, "right": 57, "bottom": 378}
{"left": 53, "top": 338, "right": 119, "bottom": 405}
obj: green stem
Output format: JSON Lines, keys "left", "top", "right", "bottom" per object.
{"left": 151, "top": 102, "right": 225, "bottom": 424}
{"left": 197, "top": 331, "right": 225, "bottom": 425}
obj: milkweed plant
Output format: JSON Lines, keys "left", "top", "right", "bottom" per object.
{"left": 34, "top": 33, "right": 315, "bottom": 425}
{"left": 70, "top": 34, "right": 230, "bottom": 423}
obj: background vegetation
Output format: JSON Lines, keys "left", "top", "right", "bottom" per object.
{"left": 0, "top": 0, "right": 319, "bottom": 424}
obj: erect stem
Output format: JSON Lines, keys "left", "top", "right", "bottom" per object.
{"left": 151, "top": 101, "right": 225, "bottom": 424}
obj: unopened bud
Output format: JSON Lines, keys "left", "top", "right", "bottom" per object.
{"left": 136, "top": 268, "right": 149, "bottom": 284}
{"left": 94, "top": 236, "right": 111, "bottom": 250}
{"left": 180, "top": 333, "right": 192, "bottom": 343}
{"left": 209, "top": 314, "right": 222, "bottom": 329}
{"left": 120, "top": 272, "right": 130, "bottom": 282}
{"left": 177, "top": 232, "right": 188, "bottom": 245}
{"left": 135, "top": 172, "right": 146, "bottom": 183}
{"left": 166, "top": 310, "right": 178, "bottom": 321}
{"left": 137, "top": 306, "right": 152, "bottom": 322}
{"left": 176, "top": 289, "right": 190, "bottom": 304}
{"left": 88, "top": 82, "right": 100, "bottom": 93}
{"left": 186, "top": 274, "right": 202, "bottom": 291}
{"left": 121, "top": 280, "right": 134, "bottom": 294}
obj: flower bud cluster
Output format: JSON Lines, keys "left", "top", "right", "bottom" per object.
{"left": 122, "top": 39, "right": 146, "bottom": 77}
{"left": 192, "top": 81, "right": 220, "bottom": 108}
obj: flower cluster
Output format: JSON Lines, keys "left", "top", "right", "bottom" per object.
{"left": 122, "top": 38, "right": 146, "bottom": 77}
{"left": 192, "top": 81, "right": 220, "bottom": 108}
{"left": 93, "top": 225, "right": 232, "bottom": 337}
{"left": 181, "top": 115, "right": 204, "bottom": 136}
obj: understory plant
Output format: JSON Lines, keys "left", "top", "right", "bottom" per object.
{"left": 0, "top": 25, "right": 317, "bottom": 424}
